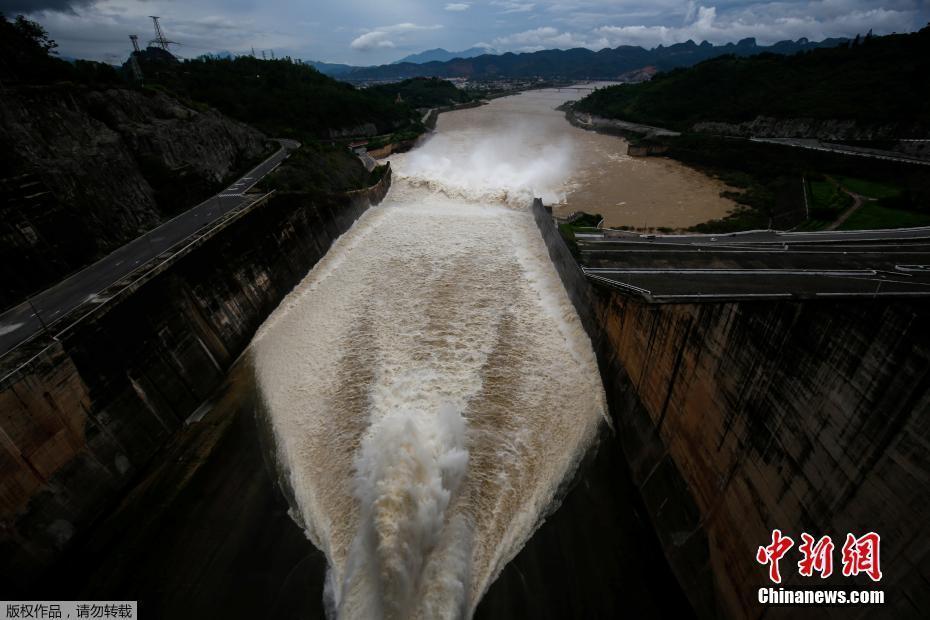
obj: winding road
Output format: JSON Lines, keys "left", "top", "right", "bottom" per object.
{"left": 0, "top": 139, "right": 299, "bottom": 357}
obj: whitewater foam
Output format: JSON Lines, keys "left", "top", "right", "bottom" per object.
{"left": 251, "top": 93, "right": 607, "bottom": 618}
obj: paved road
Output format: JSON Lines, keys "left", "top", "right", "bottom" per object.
{"left": 579, "top": 227, "right": 930, "bottom": 245}
{"left": 576, "top": 227, "right": 930, "bottom": 302}
{"left": 750, "top": 137, "right": 930, "bottom": 166}
{"left": 0, "top": 139, "right": 299, "bottom": 356}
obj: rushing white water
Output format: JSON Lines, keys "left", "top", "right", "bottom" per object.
{"left": 251, "top": 90, "right": 608, "bottom": 619}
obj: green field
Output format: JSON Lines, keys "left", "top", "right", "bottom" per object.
{"left": 808, "top": 179, "right": 852, "bottom": 219}
{"left": 838, "top": 204, "right": 930, "bottom": 230}
{"left": 835, "top": 176, "right": 903, "bottom": 200}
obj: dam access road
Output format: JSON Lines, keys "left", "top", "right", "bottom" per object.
{"left": 578, "top": 226, "right": 930, "bottom": 301}
{"left": 0, "top": 139, "right": 299, "bottom": 357}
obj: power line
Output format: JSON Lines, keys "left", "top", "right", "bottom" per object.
{"left": 148, "top": 16, "right": 179, "bottom": 52}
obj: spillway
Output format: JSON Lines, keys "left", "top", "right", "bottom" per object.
{"left": 250, "top": 91, "right": 608, "bottom": 618}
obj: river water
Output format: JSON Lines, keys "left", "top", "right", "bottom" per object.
{"left": 54, "top": 88, "right": 696, "bottom": 618}
{"left": 251, "top": 91, "right": 607, "bottom": 619}
{"left": 426, "top": 87, "right": 735, "bottom": 229}
{"left": 250, "top": 88, "right": 706, "bottom": 618}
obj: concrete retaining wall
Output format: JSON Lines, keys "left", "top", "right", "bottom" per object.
{"left": 532, "top": 199, "right": 930, "bottom": 619}
{"left": 0, "top": 170, "right": 391, "bottom": 586}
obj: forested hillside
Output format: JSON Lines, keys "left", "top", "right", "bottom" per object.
{"left": 367, "top": 77, "right": 476, "bottom": 109}
{"left": 576, "top": 27, "right": 930, "bottom": 131}
{"left": 134, "top": 54, "right": 417, "bottom": 139}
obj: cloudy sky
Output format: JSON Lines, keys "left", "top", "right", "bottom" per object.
{"left": 3, "top": 0, "right": 928, "bottom": 65}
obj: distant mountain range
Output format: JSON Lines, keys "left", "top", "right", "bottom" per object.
{"left": 307, "top": 37, "right": 847, "bottom": 82}
{"left": 305, "top": 60, "right": 357, "bottom": 76}
{"left": 391, "top": 47, "right": 492, "bottom": 65}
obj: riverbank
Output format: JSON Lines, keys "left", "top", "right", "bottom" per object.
{"left": 563, "top": 103, "right": 930, "bottom": 233}
{"left": 545, "top": 100, "right": 736, "bottom": 230}
{"left": 364, "top": 100, "right": 489, "bottom": 159}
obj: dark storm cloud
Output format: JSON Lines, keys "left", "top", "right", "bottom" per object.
{"left": 14, "top": 1, "right": 930, "bottom": 66}
{"left": 0, "top": 0, "right": 97, "bottom": 15}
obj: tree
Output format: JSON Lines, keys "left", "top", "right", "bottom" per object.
{"left": 12, "top": 15, "right": 58, "bottom": 54}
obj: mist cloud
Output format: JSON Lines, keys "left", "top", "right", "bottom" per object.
{"left": 350, "top": 23, "right": 444, "bottom": 52}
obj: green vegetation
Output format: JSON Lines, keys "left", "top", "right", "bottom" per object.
{"left": 641, "top": 134, "right": 807, "bottom": 232}
{"left": 0, "top": 14, "right": 121, "bottom": 86}
{"left": 691, "top": 208, "right": 768, "bottom": 234}
{"left": 132, "top": 64, "right": 477, "bottom": 191}
{"left": 365, "top": 128, "right": 424, "bottom": 151}
{"left": 258, "top": 143, "right": 374, "bottom": 194}
{"left": 640, "top": 134, "right": 930, "bottom": 233}
{"left": 135, "top": 54, "right": 416, "bottom": 140}
{"left": 558, "top": 213, "right": 602, "bottom": 257}
{"left": 839, "top": 203, "right": 930, "bottom": 230}
{"left": 576, "top": 27, "right": 930, "bottom": 131}
{"left": 834, "top": 176, "right": 902, "bottom": 200}
{"left": 572, "top": 24, "right": 930, "bottom": 233}
{"left": 808, "top": 178, "right": 853, "bottom": 220}
{"left": 367, "top": 77, "right": 478, "bottom": 109}
{"left": 2, "top": 14, "right": 418, "bottom": 195}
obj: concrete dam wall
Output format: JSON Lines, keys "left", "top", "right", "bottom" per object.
{"left": 0, "top": 169, "right": 391, "bottom": 587}
{"left": 532, "top": 199, "right": 930, "bottom": 619}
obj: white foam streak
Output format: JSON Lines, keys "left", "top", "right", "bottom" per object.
{"left": 252, "top": 92, "right": 607, "bottom": 619}
{"left": 340, "top": 402, "right": 471, "bottom": 620}
{"left": 395, "top": 121, "right": 575, "bottom": 207}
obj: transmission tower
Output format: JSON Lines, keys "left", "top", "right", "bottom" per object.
{"left": 148, "top": 16, "right": 178, "bottom": 51}
{"left": 129, "top": 34, "right": 141, "bottom": 53}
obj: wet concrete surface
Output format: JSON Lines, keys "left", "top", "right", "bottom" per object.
{"left": 475, "top": 430, "right": 694, "bottom": 619}
{"left": 34, "top": 362, "right": 690, "bottom": 619}
{"left": 35, "top": 363, "right": 326, "bottom": 619}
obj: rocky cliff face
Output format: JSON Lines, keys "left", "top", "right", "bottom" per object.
{"left": 0, "top": 85, "right": 267, "bottom": 304}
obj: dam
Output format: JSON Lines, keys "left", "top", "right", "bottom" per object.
{"left": 2, "top": 87, "right": 928, "bottom": 620}
{"left": 246, "top": 89, "right": 701, "bottom": 616}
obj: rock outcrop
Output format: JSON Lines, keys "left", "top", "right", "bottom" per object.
{"left": 0, "top": 85, "right": 268, "bottom": 304}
